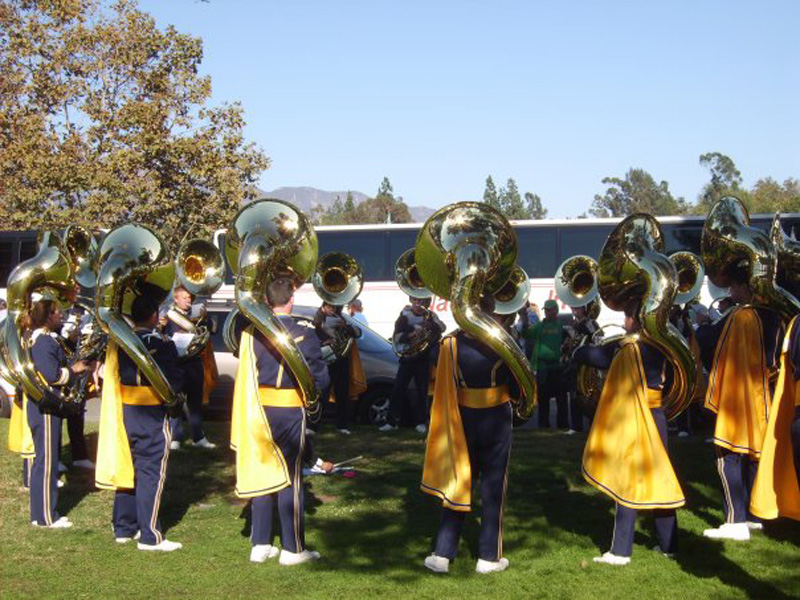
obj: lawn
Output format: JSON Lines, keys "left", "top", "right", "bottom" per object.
{"left": 1, "top": 420, "right": 798, "bottom": 600}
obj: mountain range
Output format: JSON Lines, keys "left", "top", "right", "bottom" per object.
{"left": 259, "top": 186, "right": 436, "bottom": 223}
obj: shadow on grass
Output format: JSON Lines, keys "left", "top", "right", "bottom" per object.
{"left": 60, "top": 431, "right": 101, "bottom": 517}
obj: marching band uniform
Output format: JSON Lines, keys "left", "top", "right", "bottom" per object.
{"left": 562, "top": 308, "right": 600, "bottom": 433}
{"left": 697, "top": 304, "right": 783, "bottom": 539}
{"left": 421, "top": 330, "right": 514, "bottom": 574}
{"left": 314, "top": 305, "right": 362, "bottom": 434}
{"left": 750, "top": 315, "right": 800, "bottom": 520}
{"left": 95, "top": 325, "right": 185, "bottom": 550}
{"left": 164, "top": 302, "right": 217, "bottom": 448}
{"left": 577, "top": 338, "right": 683, "bottom": 564}
{"left": 28, "top": 327, "right": 77, "bottom": 527}
{"left": 384, "top": 302, "right": 445, "bottom": 431}
{"left": 231, "top": 312, "right": 329, "bottom": 563}
{"left": 59, "top": 308, "right": 91, "bottom": 468}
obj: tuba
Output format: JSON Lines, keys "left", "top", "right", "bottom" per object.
{"left": 95, "top": 224, "right": 180, "bottom": 407}
{"left": 225, "top": 198, "right": 320, "bottom": 415}
{"left": 2, "top": 231, "right": 82, "bottom": 415}
{"left": 669, "top": 251, "right": 704, "bottom": 307}
{"left": 771, "top": 214, "right": 800, "bottom": 302}
{"left": 392, "top": 248, "right": 440, "bottom": 358}
{"left": 493, "top": 266, "right": 531, "bottom": 315}
{"left": 554, "top": 254, "right": 610, "bottom": 413}
{"left": 415, "top": 202, "right": 536, "bottom": 421}
{"left": 312, "top": 252, "right": 364, "bottom": 362}
{"left": 598, "top": 214, "right": 697, "bottom": 419}
{"left": 173, "top": 237, "right": 225, "bottom": 358}
{"left": 702, "top": 196, "right": 800, "bottom": 323}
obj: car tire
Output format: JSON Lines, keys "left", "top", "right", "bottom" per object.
{"left": 0, "top": 389, "right": 11, "bottom": 419}
{"left": 359, "top": 384, "right": 393, "bottom": 426}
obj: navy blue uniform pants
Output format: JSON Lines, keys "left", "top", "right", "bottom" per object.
{"left": 170, "top": 360, "right": 205, "bottom": 442}
{"left": 27, "top": 401, "right": 62, "bottom": 525}
{"left": 66, "top": 408, "right": 89, "bottom": 461}
{"left": 113, "top": 405, "right": 172, "bottom": 545}
{"left": 715, "top": 446, "right": 760, "bottom": 525}
{"left": 251, "top": 406, "right": 306, "bottom": 552}
{"left": 537, "top": 368, "right": 568, "bottom": 429}
{"left": 389, "top": 357, "right": 429, "bottom": 426}
{"left": 610, "top": 408, "right": 678, "bottom": 557}
{"left": 326, "top": 357, "right": 351, "bottom": 430}
{"left": 434, "top": 402, "right": 512, "bottom": 562}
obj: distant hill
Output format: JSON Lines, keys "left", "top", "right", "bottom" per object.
{"left": 257, "top": 186, "right": 436, "bottom": 223}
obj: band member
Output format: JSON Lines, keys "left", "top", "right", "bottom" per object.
{"left": 163, "top": 285, "right": 216, "bottom": 449}
{"left": 95, "top": 294, "right": 185, "bottom": 551}
{"left": 750, "top": 314, "right": 800, "bottom": 521}
{"left": 561, "top": 303, "right": 600, "bottom": 433}
{"left": 314, "top": 301, "right": 361, "bottom": 435}
{"left": 578, "top": 304, "right": 683, "bottom": 565}
{"left": 521, "top": 299, "right": 567, "bottom": 429}
{"left": 421, "top": 294, "right": 514, "bottom": 574}
{"left": 230, "top": 278, "right": 329, "bottom": 564}
{"left": 347, "top": 299, "right": 368, "bottom": 326}
{"left": 381, "top": 296, "right": 445, "bottom": 433}
{"left": 696, "top": 277, "right": 783, "bottom": 540}
{"left": 59, "top": 306, "right": 93, "bottom": 470}
{"left": 27, "top": 299, "right": 90, "bottom": 528}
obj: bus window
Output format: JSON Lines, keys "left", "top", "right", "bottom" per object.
{"left": 558, "top": 226, "right": 612, "bottom": 261}
{"left": 0, "top": 241, "right": 13, "bottom": 289}
{"left": 388, "top": 229, "right": 421, "bottom": 271}
{"left": 19, "top": 240, "right": 37, "bottom": 262}
{"left": 661, "top": 223, "right": 702, "bottom": 255}
{"left": 515, "top": 227, "right": 557, "bottom": 278}
{"left": 318, "top": 230, "right": 388, "bottom": 281}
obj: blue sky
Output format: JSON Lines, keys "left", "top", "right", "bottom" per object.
{"left": 138, "top": 0, "right": 799, "bottom": 217}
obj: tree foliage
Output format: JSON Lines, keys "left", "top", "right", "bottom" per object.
{"left": 589, "top": 168, "right": 687, "bottom": 218}
{"left": 693, "top": 152, "right": 743, "bottom": 214}
{"left": 483, "top": 174, "right": 548, "bottom": 219}
{"left": 483, "top": 175, "right": 500, "bottom": 210}
{"left": 312, "top": 179, "right": 412, "bottom": 224}
{"left": 0, "top": 0, "right": 268, "bottom": 244}
{"left": 524, "top": 192, "right": 548, "bottom": 219}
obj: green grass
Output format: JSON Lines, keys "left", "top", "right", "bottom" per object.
{"left": 1, "top": 421, "right": 798, "bottom": 599}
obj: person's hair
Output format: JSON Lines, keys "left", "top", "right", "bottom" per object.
{"left": 350, "top": 299, "right": 362, "bottom": 310}
{"left": 27, "top": 299, "right": 59, "bottom": 331}
{"left": 131, "top": 294, "right": 160, "bottom": 325}
{"left": 0, "top": 298, "right": 7, "bottom": 309}
{"left": 478, "top": 293, "right": 496, "bottom": 315}
{"left": 267, "top": 278, "right": 295, "bottom": 308}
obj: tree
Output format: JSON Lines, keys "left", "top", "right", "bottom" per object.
{"left": 749, "top": 177, "right": 800, "bottom": 213}
{"left": 695, "top": 152, "right": 743, "bottom": 213}
{"left": 0, "top": 0, "right": 268, "bottom": 245}
{"left": 483, "top": 175, "right": 501, "bottom": 211}
{"left": 499, "top": 178, "right": 527, "bottom": 219}
{"left": 524, "top": 192, "right": 548, "bottom": 219}
{"left": 377, "top": 176, "right": 394, "bottom": 200}
{"left": 590, "top": 168, "right": 687, "bottom": 217}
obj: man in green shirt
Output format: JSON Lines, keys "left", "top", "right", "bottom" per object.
{"left": 521, "top": 299, "right": 567, "bottom": 429}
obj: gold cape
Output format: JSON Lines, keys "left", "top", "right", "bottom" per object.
{"left": 330, "top": 344, "right": 367, "bottom": 402}
{"left": 201, "top": 343, "right": 218, "bottom": 405}
{"left": 8, "top": 395, "right": 34, "bottom": 457}
{"left": 705, "top": 307, "right": 770, "bottom": 457}
{"left": 751, "top": 316, "right": 800, "bottom": 520}
{"left": 421, "top": 336, "right": 472, "bottom": 511}
{"left": 229, "top": 327, "right": 291, "bottom": 498}
{"left": 95, "top": 342, "right": 135, "bottom": 490}
{"left": 582, "top": 340, "right": 685, "bottom": 510}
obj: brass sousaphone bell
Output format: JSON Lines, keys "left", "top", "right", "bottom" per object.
{"left": 598, "top": 214, "right": 697, "bottom": 419}
{"left": 312, "top": 251, "right": 364, "bottom": 362}
{"left": 415, "top": 202, "right": 536, "bottom": 420}
{"left": 225, "top": 199, "right": 320, "bottom": 413}
{"left": 392, "top": 248, "right": 439, "bottom": 358}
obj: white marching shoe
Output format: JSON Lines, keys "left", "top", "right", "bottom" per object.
{"left": 746, "top": 521, "right": 763, "bottom": 531}
{"left": 116, "top": 532, "right": 141, "bottom": 544}
{"left": 32, "top": 516, "right": 73, "bottom": 529}
{"left": 415, "top": 424, "right": 428, "bottom": 434}
{"left": 593, "top": 552, "right": 631, "bottom": 566}
{"left": 703, "top": 523, "right": 750, "bottom": 541}
{"left": 279, "top": 549, "right": 321, "bottom": 565}
{"left": 169, "top": 441, "right": 181, "bottom": 451}
{"left": 250, "top": 544, "right": 280, "bottom": 563}
{"left": 194, "top": 437, "right": 216, "bottom": 449}
{"left": 378, "top": 424, "right": 398, "bottom": 432}
{"left": 476, "top": 557, "right": 509, "bottom": 573}
{"left": 423, "top": 554, "right": 450, "bottom": 573}
{"left": 138, "top": 539, "right": 183, "bottom": 552}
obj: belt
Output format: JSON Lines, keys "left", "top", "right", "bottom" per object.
{"left": 258, "top": 387, "right": 304, "bottom": 408}
{"left": 120, "top": 385, "right": 162, "bottom": 406}
{"left": 457, "top": 385, "right": 511, "bottom": 409}
{"left": 645, "top": 388, "right": 663, "bottom": 409}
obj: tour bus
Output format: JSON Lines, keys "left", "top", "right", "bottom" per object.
{"left": 2, "top": 213, "right": 799, "bottom": 340}
{"left": 211, "top": 212, "right": 800, "bottom": 339}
